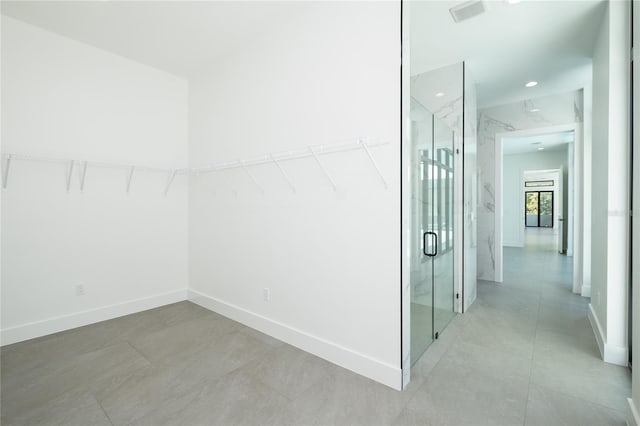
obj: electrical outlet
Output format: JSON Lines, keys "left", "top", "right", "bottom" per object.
{"left": 263, "top": 288, "right": 270, "bottom": 302}
{"left": 76, "top": 284, "right": 86, "bottom": 296}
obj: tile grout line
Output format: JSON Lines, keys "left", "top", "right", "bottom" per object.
{"left": 94, "top": 393, "right": 116, "bottom": 426}
{"left": 236, "top": 345, "right": 299, "bottom": 404}
{"left": 124, "top": 340, "right": 153, "bottom": 366}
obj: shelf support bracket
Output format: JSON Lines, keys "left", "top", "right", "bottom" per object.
{"left": 309, "top": 146, "right": 337, "bottom": 191}
{"left": 164, "top": 169, "right": 177, "bottom": 196}
{"left": 2, "top": 155, "right": 12, "bottom": 190}
{"left": 270, "top": 154, "right": 296, "bottom": 193}
{"left": 79, "top": 161, "right": 88, "bottom": 192}
{"left": 239, "top": 160, "right": 264, "bottom": 194}
{"left": 126, "top": 166, "right": 135, "bottom": 193}
{"left": 359, "top": 138, "right": 388, "bottom": 189}
{"left": 66, "top": 160, "right": 75, "bottom": 192}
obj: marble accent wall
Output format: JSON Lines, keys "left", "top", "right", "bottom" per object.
{"left": 411, "top": 64, "right": 463, "bottom": 131}
{"left": 463, "top": 65, "right": 478, "bottom": 310}
{"left": 477, "top": 90, "right": 584, "bottom": 281}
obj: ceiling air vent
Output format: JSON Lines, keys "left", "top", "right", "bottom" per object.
{"left": 449, "top": 1, "right": 486, "bottom": 23}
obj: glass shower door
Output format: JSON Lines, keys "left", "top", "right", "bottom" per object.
{"left": 410, "top": 104, "right": 457, "bottom": 365}
{"left": 410, "top": 101, "right": 434, "bottom": 364}
{"left": 432, "top": 118, "right": 456, "bottom": 337}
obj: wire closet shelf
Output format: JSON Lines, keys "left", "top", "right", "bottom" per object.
{"left": 1, "top": 137, "right": 390, "bottom": 194}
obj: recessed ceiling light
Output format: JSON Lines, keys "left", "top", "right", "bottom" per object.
{"left": 435, "top": 92, "right": 445, "bottom": 97}
{"left": 538, "top": 147, "right": 545, "bottom": 151}
{"left": 525, "top": 81, "right": 538, "bottom": 88}
{"left": 506, "top": 0, "right": 521, "bottom": 3}
{"left": 530, "top": 108, "right": 540, "bottom": 112}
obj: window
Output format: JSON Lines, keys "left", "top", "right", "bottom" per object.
{"left": 525, "top": 191, "right": 553, "bottom": 227}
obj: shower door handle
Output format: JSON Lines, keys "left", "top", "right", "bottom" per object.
{"left": 423, "top": 231, "right": 438, "bottom": 257}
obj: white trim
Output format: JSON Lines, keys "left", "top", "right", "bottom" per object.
{"left": 567, "top": 142, "right": 575, "bottom": 257}
{"left": 604, "top": 344, "right": 629, "bottom": 366}
{"left": 495, "top": 123, "right": 580, "bottom": 284}
{"left": 518, "top": 170, "right": 526, "bottom": 246}
{"left": 503, "top": 240, "right": 524, "bottom": 248}
{"left": 588, "top": 303, "right": 629, "bottom": 366}
{"left": 0, "top": 289, "right": 188, "bottom": 346}
{"left": 499, "top": 124, "right": 580, "bottom": 140}
{"left": 627, "top": 398, "right": 640, "bottom": 426}
{"left": 581, "top": 284, "right": 592, "bottom": 298}
{"left": 588, "top": 303, "right": 606, "bottom": 359}
{"left": 495, "top": 136, "right": 503, "bottom": 282}
{"left": 400, "top": 0, "right": 412, "bottom": 391}
{"left": 188, "top": 289, "right": 403, "bottom": 390}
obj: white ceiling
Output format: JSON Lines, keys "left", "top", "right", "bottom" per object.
{"left": 2, "top": 0, "right": 607, "bottom": 107}
{"left": 1, "top": 1, "right": 305, "bottom": 78}
{"left": 503, "top": 130, "right": 574, "bottom": 155}
{"left": 410, "top": 0, "right": 606, "bottom": 108}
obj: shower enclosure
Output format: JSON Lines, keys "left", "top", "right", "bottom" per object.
{"left": 409, "top": 100, "right": 457, "bottom": 364}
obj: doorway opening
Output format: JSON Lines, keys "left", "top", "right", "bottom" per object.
{"left": 496, "top": 128, "right": 576, "bottom": 280}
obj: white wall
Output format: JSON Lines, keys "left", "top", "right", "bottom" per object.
{"left": 187, "top": 2, "right": 401, "bottom": 389}
{"left": 401, "top": 1, "right": 411, "bottom": 388}
{"left": 588, "top": 0, "right": 630, "bottom": 367}
{"left": 503, "top": 150, "right": 568, "bottom": 247}
{"left": 629, "top": 2, "right": 640, "bottom": 424}
{"left": 1, "top": 17, "right": 189, "bottom": 345}
{"left": 591, "top": 4, "right": 610, "bottom": 342}
{"left": 582, "top": 84, "right": 593, "bottom": 297}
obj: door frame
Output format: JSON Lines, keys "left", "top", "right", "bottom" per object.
{"left": 495, "top": 123, "right": 581, "bottom": 285}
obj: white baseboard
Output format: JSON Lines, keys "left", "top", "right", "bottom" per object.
{"left": 588, "top": 303, "right": 606, "bottom": 359}
{"left": 628, "top": 398, "right": 640, "bottom": 426}
{"left": 604, "top": 344, "right": 629, "bottom": 366}
{"left": 502, "top": 241, "right": 524, "bottom": 248}
{"left": 1, "top": 289, "right": 188, "bottom": 346}
{"left": 581, "top": 284, "right": 591, "bottom": 298}
{"left": 588, "top": 303, "right": 628, "bottom": 366}
{"left": 188, "top": 289, "right": 402, "bottom": 390}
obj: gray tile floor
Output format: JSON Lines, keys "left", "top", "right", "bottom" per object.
{"left": 404, "top": 228, "right": 631, "bottom": 425}
{"left": 1, "top": 228, "right": 631, "bottom": 425}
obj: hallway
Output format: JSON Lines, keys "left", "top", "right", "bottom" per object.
{"left": 403, "top": 228, "right": 631, "bottom": 425}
